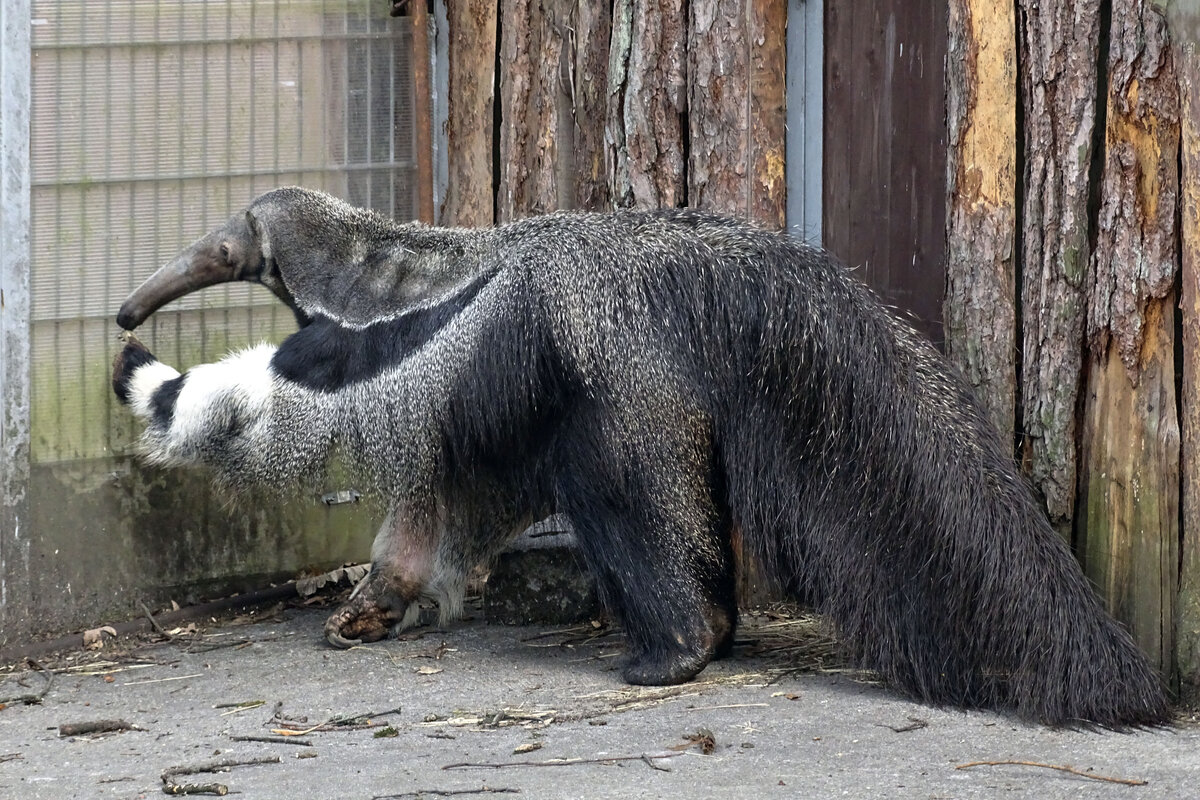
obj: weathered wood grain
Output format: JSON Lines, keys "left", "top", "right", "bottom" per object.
{"left": 687, "top": 0, "right": 786, "bottom": 228}
{"left": 1017, "top": 0, "right": 1102, "bottom": 526}
{"left": 1078, "top": 1, "right": 1179, "bottom": 673}
{"left": 943, "top": 0, "right": 1017, "bottom": 440}
{"left": 441, "top": 0, "right": 496, "bottom": 227}
{"left": 606, "top": 0, "right": 687, "bottom": 209}
{"left": 1177, "top": 31, "right": 1200, "bottom": 701}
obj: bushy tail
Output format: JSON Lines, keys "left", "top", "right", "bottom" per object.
{"left": 722, "top": 274, "right": 1170, "bottom": 728}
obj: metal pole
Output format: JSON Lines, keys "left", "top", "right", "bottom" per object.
{"left": 0, "top": 0, "right": 33, "bottom": 646}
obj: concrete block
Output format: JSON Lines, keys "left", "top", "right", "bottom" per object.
{"left": 483, "top": 517, "right": 600, "bottom": 626}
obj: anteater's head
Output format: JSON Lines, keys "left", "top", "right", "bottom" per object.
{"left": 115, "top": 188, "right": 320, "bottom": 330}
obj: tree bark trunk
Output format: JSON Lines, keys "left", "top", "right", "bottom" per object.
{"left": 687, "top": 0, "right": 786, "bottom": 228}
{"left": 497, "top": 0, "right": 573, "bottom": 222}
{"left": 568, "top": 1, "right": 612, "bottom": 211}
{"left": 1176, "top": 22, "right": 1200, "bottom": 703}
{"left": 1078, "top": 1, "right": 1179, "bottom": 674}
{"left": 1017, "top": 0, "right": 1102, "bottom": 527}
{"left": 441, "top": 0, "right": 497, "bottom": 227}
{"left": 944, "top": 0, "right": 1018, "bottom": 440}
{"left": 606, "top": 0, "right": 687, "bottom": 209}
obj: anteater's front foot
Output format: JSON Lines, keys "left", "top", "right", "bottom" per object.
{"left": 324, "top": 577, "right": 414, "bottom": 649}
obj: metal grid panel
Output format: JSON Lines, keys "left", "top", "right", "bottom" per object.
{"left": 29, "top": 0, "right": 420, "bottom": 463}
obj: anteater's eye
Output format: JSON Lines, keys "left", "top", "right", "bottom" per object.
{"left": 219, "top": 243, "right": 230, "bottom": 260}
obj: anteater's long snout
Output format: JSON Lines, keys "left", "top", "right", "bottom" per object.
{"left": 117, "top": 238, "right": 235, "bottom": 330}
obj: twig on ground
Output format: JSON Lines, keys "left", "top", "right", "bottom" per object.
{"left": 160, "top": 755, "right": 281, "bottom": 795}
{"left": 161, "top": 783, "right": 228, "bottom": 796}
{"left": 139, "top": 601, "right": 175, "bottom": 640}
{"left": 162, "top": 755, "right": 282, "bottom": 780}
{"left": 59, "top": 719, "right": 141, "bottom": 737}
{"left": 216, "top": 700, "right": 266, "bottom": 715}
{"left": 372, "top": 789, "right": 519, "bottom": 799}
{"left": 270, "top": 706, "right": 402, "bottom": 734}
{"left": 0, "top": 659, "right": 53, "bottom": 705}
{"left": 443, "top": 752, "right": 684, "bottom": 771}
{"left": 123, "top": 673, "right": 202, "bottom": 686}
{"left": 0, "top": 753, "right": 23, "bottom": 764}
{"left": 229, "top": 735, "right": 314, "bottom": 747}
{"left": 955, "top": 760, "right": 1148, "bottom": 786}
{"left": 878, "top": 716, "right": 928, "bottom": 733}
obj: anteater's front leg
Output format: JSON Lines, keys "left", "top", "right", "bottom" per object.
{"left": 324, "top": 508, "right": 433, "bottom": 648}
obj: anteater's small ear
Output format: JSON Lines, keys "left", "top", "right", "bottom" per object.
{"left": 246, "top": 209, "right": 272, "bottom": 262}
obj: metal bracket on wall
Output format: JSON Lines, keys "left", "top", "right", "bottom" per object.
{"left": 321, "top": 489, "right": 362, "bottom": 506}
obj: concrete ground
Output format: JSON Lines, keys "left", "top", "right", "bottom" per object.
{"left": 1, "top": 603, "right": 1198, "bottom": 800}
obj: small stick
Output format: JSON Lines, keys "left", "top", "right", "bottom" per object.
{"left": 685, "top": 703, "right": 768, "bottom": 711}
{"left": 0, "top": 659, "right": 53, "bottom": 705}
{"left": 879, "top": 716, "right": 928, "bottom": 733}
{"left": 139, "top": 600, "right": 174, "bottom": 639}
{"left": 229, "top": 735, "right": 314, "bottom": 747}
{"left": 162, "top": 783, "right": 228, "bottom": 796}
{"left": 0, "top": 753, "right": 23, "bottom": 764}
{"left": 214, "top": 700, "right": 267, "bottom": 709}
{"left": 161, "top": 755, "right": 281, "bottom": 781}
{"left": 218, "top": 700, "right": 266, "bottom": 716}
{"left": 372, "top": 789, "right": 519, "bottom": 799}
{"left": 955, "top": 760, "right": 1148, "bottom": 786}
{"left": 330, "top": 706, "right": 403, "bottom": 726}
{"left": 59, "top": 719, "right": 139, "bottom": 736}
{"left": 443, "top": 752, "right": 684, "bottom": 770}
{"left": 123, "top": 673, "right": 203, "bottom": 686}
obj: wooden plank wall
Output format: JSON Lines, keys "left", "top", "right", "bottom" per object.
{"left": 440, "top": 0, "right": 785, "bottom": 228}
{"left": 824, "top": 0, "right": 949, "bottom": 346}
{"left": 942, "top": 0, "right": 1192, "bottom": 682}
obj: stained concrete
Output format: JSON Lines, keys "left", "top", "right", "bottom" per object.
{"left": 1, "top": 606, "right": 1197, "bottom": 800}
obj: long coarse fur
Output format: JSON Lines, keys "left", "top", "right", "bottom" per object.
{"left": 113, "top": 187, "right": 1170, "bottom": 728}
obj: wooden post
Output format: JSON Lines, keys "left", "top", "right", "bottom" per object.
{"left": 1017, "top": 0, "right": 1102, "bottom": 528}
{"left": 440, "top": 0, "right": 497, "bottom": 227}
{"left": 569, "top": 1, "right": 612, "bottom": 211}
{"left": 1176, "top": 17, "right": 1200, "bottom": 702}
{"left": 606, "top": 0, "right": 687, "bottom": 209}
{"left": 688, "top": 0, "right": 787, "bottom": 228}
{"left": 943, "top": 0, "right": 1017, "bottom": 441}
{"left": 411, "top": 0, "right": 435, "bottom": 224}
{"left": 1078, "top": 1, "right": 1179, "bottom": 674}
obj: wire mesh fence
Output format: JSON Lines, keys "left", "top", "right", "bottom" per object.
{"left": 29, "top": 0, "right": 419, "bottom": 463}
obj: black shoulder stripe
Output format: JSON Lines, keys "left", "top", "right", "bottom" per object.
{"left": 271, "top": 271, "right": 493, "bottom": 392}
{"left": 151, "top": 375, "right": 186, "bottom": 428}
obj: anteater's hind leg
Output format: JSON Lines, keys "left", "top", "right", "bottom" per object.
{"left": 557, "top": 408, "right": 737, "bottom": 685}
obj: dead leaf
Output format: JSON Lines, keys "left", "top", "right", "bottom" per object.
{"left": 83, "top": 626, "right": 117, "bottom": 649}
{"left": 296, "top": 563, "right": 371, "bottom": 597}
{"left": 414, "top": 666, "right": 443, "bottom": 676}
{"left": 513, "top": 742, "right": 543, "bottom": 755}
{"left": 103, "top": 675, "right": 114, "bottom": 684}
{"left": 670, "top": 728, "right": 716, "bottom": 755}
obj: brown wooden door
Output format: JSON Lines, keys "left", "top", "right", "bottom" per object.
{"left": 823, "top": 0, "right": 949, "bottom": 347}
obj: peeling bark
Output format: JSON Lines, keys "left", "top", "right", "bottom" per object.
{"left": 1017, "top": 0, "right": 1102, "bottom": 524}
{"left": 1078, "top": 1, "right": 1179, "bottom": 674}
{"left": 441, "top": 0, "right": 497, "bottom": 227}
{"left": 606, "top": 0, "right": 687, "bottom": 209}
{"left": 688, "top": 0, "right": 786, "bottom": 228}
{"left": 944, "top": 0, "right": 1018, "bottom": 440}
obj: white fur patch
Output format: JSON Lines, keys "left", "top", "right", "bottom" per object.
{"left": 169, "top": 343, "right": 277, "bottom": 443}
{"left": 128, "top": 361, "right": 182, "bottom": 420}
